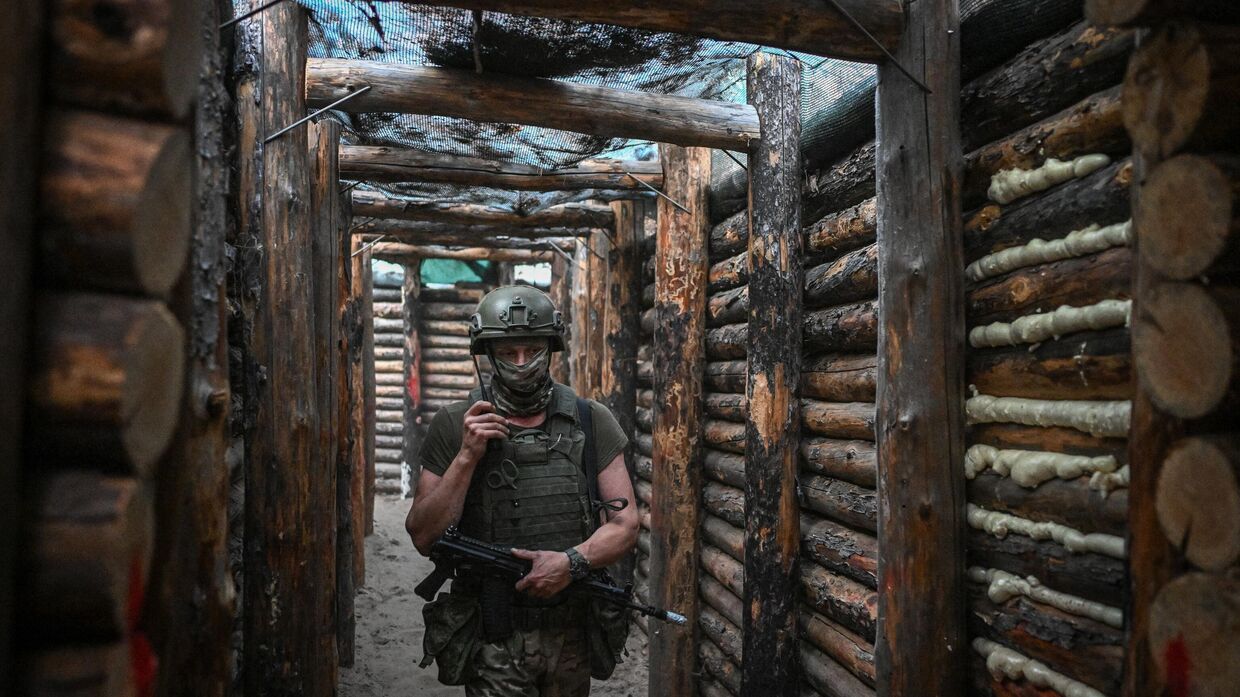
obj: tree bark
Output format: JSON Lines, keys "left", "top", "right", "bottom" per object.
{"left": 800, "top": 474, "right": 876, "bottom": 533}
{"left": 402, "top": 264, "right": 422, "bottom": 498}
{"left": 967, "top": 472, "right": 1127, "bottom": 537}
{"left": 801, "top": 513, "right": 879, "bottom": 589}
{"left": 803, "top": 300, "right": 877, "bottom": 353}
{"left": 349, "top": 238, "right": 370, "bottom": 580}
{"left": 799, "top": 610, "right": 876, "bottom": 688}
{"left": 801, "top": 400, "right": 875, "bottom": 441}
{"left": 966, "top": 247, "right": 1132, "bottom": 326}
{"left": 801, "top": 438, "right": 877, "bottom": 489}
{"left": 800, "top": 644, "right": 876, "bottom": 697}
{"left": 352, "top": 192, "right": 613, "bottom": 228}
{"left": 968, "top": 329, "right": 1132, "bottom": 401}
{"left": 800, "top": 562, "right": 879, "bottom": 642}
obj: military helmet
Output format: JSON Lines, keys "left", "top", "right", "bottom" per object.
{"left": 469, "top": 285, "right": 565, "bottom": 355}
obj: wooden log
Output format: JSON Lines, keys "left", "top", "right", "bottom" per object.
{"left": 420, "top": 361, "right": 475, "bottom": 375}
{"left": 19, "top": 643, "right": 139, "bottom": 697}
{"left": 703, "top": 448, "right": 743, "bottom": 488}
{"left": 586, "top": 229, "right": 609, "bottom": 399}
{"left": 1133, "top": 282, "right": 1240, "bottom": 419}
{"left": 966, "top": 247, "right": 1132, "bottom": 326}
{"left": 1135, "top": 154, "right": 1240, "bottom": 280}
{"left": 708, "top": 252, "right": 747, "bottom": 294}
{"left": 422, "top": 319, "right": 470, "bottom": 336}
{"left": 420, "top": 333, "right": 471, "bottom": 348}
{"left": 402, "top": 263, "right": 422, "bottom": 496}
{"left": 801, "top": 438, "right": 877, "bottom": 489}
{"left": 17, "top": 471, "right": 152, "bottom": 644}
{"left": 419, "top": 302, "right": 475, "bottom": 321}
{"left": 50, "top": 0, "right": 199, "bottom": 119}
{"left": 799, "top": 610, "right": 876, "bottom": 688}
{"left": 707, "top": 285, "right": 748, "bottom": 328}
{"left": 340, "top": 144, "right": 662, "bottom": 190}
{"left": 704, "top": 483, "right": 746, "bottom": 529}
{"left": 801, "top": 474, "right": 877, "bottom": 533}
{"left": 704, "top": 361, "right": 746, "bottom": 394}
{"left": 700, "top": 633, "right": 742, "bottom": 696}
{"left": 800, "top": 562, "right": 878, "bottom": 642}
{"left": 710, "top": 210, "right": 748, "bottom": 260}
{"left": 420, "top": 347, "right": 470, "bottom": 362}
{"left": 352, "top": 192, "right": 613, "bottom": 229}
{"left": 705, "top": 392, "right": 746, "bottom": 423}
{"left": 372, "top": 302, "right": 401, "bottom": 319}
{"left": 805, "top": 197, "right": 877, "bottom": 260}
{"left": 803, "top": 300, "right": 877, "bottom": 353}
{"left": 804, "top": 244, "right": 878, "bottom": 308}
{"left": 966, "top": 530, "right": 1126, "bottom": 606}
{"left": 801, "top": 400, "right": 874, "bottom": 441}
{"left": 969, "top": 423, "right": 1127, "bottom": 460}
{"left": 348, "top": 241, "right": 368, "bottom": 584}
{"left": 39, "top": 111, "right": 191, "bottom": 297}
{"left": 1124, "top": 23, "right": 1240, "bottom": 161}
{"left": 648, "top": 144, "right": 709, "bottom": 697}
{"left": 421, "top": 375, "right": 473, "bottom": 392}
{"left": 701, "top": 573, "right": 744, "bottom": 628}
{"left": 963, "top": 86, "right": 1127, "bottom": 209}
{"left": 800, "top": 643, "right": 875, "bottom": 697}
{"left": 27, "top": 293, "right": 185, "bottom": 475}
{"left": 1147, "top": 572, "right": 1240, "bottom": 697}
{"left": 706, "top": 323, "right": 747, "bottom": 360}
{"left": 965, "top": 159, "right": 1133, "bottom": 262}
{"left": 374, "top": 372, "right": 403, "bottom": 386}
{"left": 356, "top": 222, "right": 587, "bottom": 247}
{"left": 801, "top": 514, "right": 878, "bottom": 589}
{"left": 243, "top": 5, "right": 336, "bottom": 692}
{"left": 960, "top": 22, "right": 1134, "bottom": 152}
{"left": 373, "top": 242, "right": 554, "bottom": 263}
{"left": 802, "top": 354, "right": 876, "bottom": 403}
{"left": 875, "top": 0, "right": 967, "bottom": 691}
{"left": 803, "top": 141, "right": 878, "bottom": 227}
{"left": 363, "top": 237, "right": 377, "bottom": 539}
{"left": 421, "top": 286, "right": 484, "bottom": 303}
{"left": 372, "top": 287, "right": 400, "bottom": 302}
{"left": 705, "top": 419, "right": 746, "bottom": 454}
{"left": 967, "top": 584, "right": 1123, "bottom": 695}
{"left": 701, "top": 604, "right": 744, "bottom": 664}
{"left": 968, "top": 472, "right": 1127, "bottom": 538}
{"left": 570, "top": 241, "right": 591, "bottom": 392}
{"left": 701, "top": 543, "right": 744, "bottom": 598}
{"left": 422, "top": 387, "right": 470, "bottom": 401}
{"left": 968, "top": 329, "right": 1132, "bottom": 401}
{"left": 309, "top": 59, "right": 759, "bottom": 150}
{"left": 1155, "top": 437, "right": 1240, "bottom": 571}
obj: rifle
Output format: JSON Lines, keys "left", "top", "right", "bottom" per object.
{"left": 415, "top": 526, "right": 688, "bottom": 633}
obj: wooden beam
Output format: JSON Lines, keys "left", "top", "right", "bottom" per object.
{"left": 401, "top": 264, "right": 422, "bottom": 499}
{"left": 649, "top": 144, "right": 710, "bottom": 697}
{"left": 549, "top": 253, "right": 573, "bottom": 384}
{"left": 347, "top": 238, "right": 368, "bottom": 584}
{"left": 741, "top": 52, "right": 803, "bottom": 696}
{"left": 874, "top": 0, "right": 967, "bottom": 694}
{"left": 352, "top": 191, "right": 614, "bottom": 228}
{"left": 361, "top": 248, "right": 376, "bottom": 535}
{"left": 570, "top": 242, "right": 592, "bottom": 393}
{"left": 371, "top": 242, "right": 556, "bottom": 263}
{"left": 310, "top": 60, "right": 759, "bottom": 151}
{"left": 341, "top": 145, "right": 662, "bottom": 190}
{"left": 586, "top": 229, "right": 610, "bottom": 399}
{"left": 403, "top": 0, "right": 903, "bottom": 64}
{"left": 241, "top": 3, "right": 338, "bottom": 692}
{"left": 353, "top": 218, "right": 596, "bottom": 241}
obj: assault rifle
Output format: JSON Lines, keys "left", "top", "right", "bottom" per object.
{"left": 415, "top": 526, "right": 687, "bottom": 629}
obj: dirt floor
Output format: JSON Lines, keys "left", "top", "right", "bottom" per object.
{"left": 340, "top": 495, "right": 650, "bottom": 697}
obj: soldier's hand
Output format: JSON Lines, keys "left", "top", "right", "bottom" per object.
{"left": 512, "top": 549, "right": 571, "bottom": 599}
{"left": 459, "top": 401, "right": 509, "bottom": 462}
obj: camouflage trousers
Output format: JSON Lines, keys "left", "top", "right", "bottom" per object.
{"left": 464, "top": 625, "right": 591, "bottom": 697}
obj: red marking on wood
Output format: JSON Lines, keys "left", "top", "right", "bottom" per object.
{"left": 127, "top": 555, "right": 145, "bottom": 630}
{"left": 132, "top": 631, "right": 158, "bottom": 697}
{"left": 1163, "top": 634, "right": 1192, "bottom": 697}
{"left": 406, "top": 375, "right": 420, "bottom": 409}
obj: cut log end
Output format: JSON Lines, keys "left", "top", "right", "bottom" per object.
{"left": 1157, "top": 437, "right": 1240, "bottom": 571}
{"left": 1137, "top": 154, "right": 1237, "bottom": 280}
{"left": 1133, "top": 282, "right": 1235, "bottom": 419}
{"left": 1149, "top": 572, "right": 1240, "bottom": 697}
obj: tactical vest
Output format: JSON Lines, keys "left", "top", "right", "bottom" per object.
{"left": 457, "top": 383, "right": 593, "bottom": 553}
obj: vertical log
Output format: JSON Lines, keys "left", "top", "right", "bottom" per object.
{"left": 402, "top": 261, "right": 422, "bottom": 498}
{"left": 602, "top": 199, "right": 647, "bottom": 582}
{"left": 874, "top": 0, "right": 967, "bottom": 693}
{"left": 742, "top": 51, "right": 803, "bottom": 696}
{"left": 362, "top": 250, "right": 377, "bottom": 535}
{"left": 242, "top": 3, "right": 337, "bottom": 693}
{"left": 334, "top": 150, "right": 356, "bottom": 667}
{"left": 587, "top": 230, "right": 610, "bottom": 398}
{"left": 550, "top": 252, "right": 573, "bottom": 384}
{"left": 571, "top": 241, "right": 592, "bottom": 393}
{"left": 649, "top": 144, "right": 710, "bottom": 697}
{"left": 348, "top": 237, "right": 368, "bottom": 583}
{"left": 0, "top": 0, "right": 43, "bottom": 684}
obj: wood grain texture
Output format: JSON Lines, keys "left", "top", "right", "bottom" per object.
{"left": 352, "top": 191, "right": 613, "bottom": 229}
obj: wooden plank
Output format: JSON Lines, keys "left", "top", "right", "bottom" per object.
{"left": 340, "top": 144, "right": 661, "bottom": 190}
{"left": 873, "top": 0, "right": 967, "bottom": 693}
{"left": 648, "top": 144, "right": 710, "bottom": 697}
{"left": 372, "top": 242, "right": 555, "bottom": 263}
{"left": 352, "top": 191, "right": 613, "bottom": 228}
{"left": 242, "top": 3, "right": 337, "bottom": 692}
{"left": 309, "top": 59, "right": 759, "bottom": 151}
{"left": 741, "top": 52, "right": 802, "bottom": 697}
{"left": 403, "top": 0, "right": 903, "bottom": 63}
{"left": 356, "top": 222, "right": 584, "bottom": 246}
{"left": 402, "top": 263, "right": 422, "bottom": 498}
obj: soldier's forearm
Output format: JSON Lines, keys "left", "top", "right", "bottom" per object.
{"left": 409, "top": 453, "right": 480, "bottom": 553}
{"left": 574, "top": 514, "right": 639, "bottom": 569}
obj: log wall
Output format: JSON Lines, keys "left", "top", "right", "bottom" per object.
{"left": 372, "top": 268, "right": 408, "bottom": 497}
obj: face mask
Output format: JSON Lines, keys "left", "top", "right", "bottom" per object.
{"left": 487, "top": 346, "right": 553, "bottom": 416}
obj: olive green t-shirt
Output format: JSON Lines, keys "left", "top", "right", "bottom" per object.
{"left": 419, "top": 390, "right": 629, "bottom": 478}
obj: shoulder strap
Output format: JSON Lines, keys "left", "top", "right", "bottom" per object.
{"left": 576, "top": 397, "right": 600, "bottom": 528}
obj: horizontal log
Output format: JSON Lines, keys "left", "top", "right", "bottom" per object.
{"left": 375, "top": 434, "right": 404, "bottom": 449}
{"left": 374, "top": 318, "right": 403, "bottom": 332}
{"left": 373, "top": 287, "right": 401, "bottom": 302}
{"left": 969, "top": 423, "right": 1127, "bottom": 461}
{"left": 965, "top": 159, "right": 1132, "bottom": 262}
{"left": 1136, "top": 154, "right": 1240, "bottom": 280}
{"left": 704, "top": 420, "right": 745, "bottom": 454}
{"left": 707, "top": 285, "right": 748, "bottom": 327}
{"left": 800, "top": 562, "right": 878, "bottom": 641}
{"left": 408, "top": 1, "right": 902, "bottom": 63}
{"left": 634, "top": 479, "right": 653, "bottom": 508}
{"left": 357, "top": 223, "right": 587, "bottom": 246}
{"left": 968, "top": 329, "right": 1132, "bottom": 401}
{"left": 374, "top": 360, "right": 404, "bottom": 374}
{"left": 635, "top": 432, "right": 653, "bottom": 458}
{"left": 374, "top": 333, "right": 405, "bottom": 347}
{"left": 801, "top": 438, "right": 877, "bottom": 489}
{"left": 310, "top": 59, "right": 760, "bottom": 150}
{"left": 375, "top": 385, "right": 404, "bottom": 398}
{"left": 421, "top": 347, "right": 470, "bottom": 361}
{"left": 804, "top": 244, "right": 878, "bottom": 308}
{"left": 422, "top": 373, "right": 474, "bottom": 389}
{"left": 966, "top": 530, "right": 1125, "bottom": 606}
{"left": 420, "top": 302, "right": 475, "bottom": 321}
{"left": 634, "top": 454, "right": 652, "bottom": 481}
{"left": 19, "top": 643, "right": 138, "bottom": 697}
{"left": 700, "top": 632, "right": 742, "bottom": 695}
{"left": 375, "top": 397, "right": 403, "bottom": 411}
{"left": 28, "top": 293, "right": 184, "bottom": 475}
{"left": 710, "top": 210, "right": 748, "bottom": 259}
{"left": 422, "top": 387, "right": 470, "bottom": 401}
{"left": 968, "top": 472, "right": 1127, "bottom": 537}
{"left": 801, "top": 474, "right": 877, "bottom": 533}
{"left": 376, "top": 463, "right": 403, "bottom": 481}
{"left": 706, "top": 324, "right": 747, "bottom": 360}
{"left": 800, "top": 643, "right": 875, "bottom": 697}
{"left": 375, "top": 447, "right": 403, "bottom": 463}
{"left": 422, "top": 286, "right": 485, "bottom": 303}
{"left": 703, "top": 448, "right": 742, "bottom": 487}
{"left": 703, "top": 483, "right": 745, "bottom": 529}
{"left": 701, "top": 544, "right": 744, "bottom": 598}
{"left": 802, "top": 400, "right": 875, "bottom": 441}
{"left": 804, "top": 301, "right": 878, "bottom": 353}
{"left": 376, "top": 421, "right": 404, "bottom": 436}
{"left": 704, "top": 361, "right": 746, "bottom": 394}
{"left": 966, "top": 247, "right": 1132, "bottom": 326}
{"left": 375, "top": 372, "right": 404, "bottom": 386}
{"left": 701, "top": 574, "right": 744, "bottom": 629}
{"left": 18, "top": 471, "right": 152, "bottom": 645}
{"left": 635, "top": 405, "right": 652, "bottom": 431}
{"left": 805, "top": 197, "right": 877, "bottom": 260}
{"left": 372, "top": 242, "right": 555, "bottom": 262}
{"left": 799, "top": 610, "right": 876, "bottom": 688}
{"left": 422, "top": 320, "right": 470, "bottom": 336}
{"left": 40, "top": 111, "right": 191, "bottom": 297}
{"left": 704, "top": 392, "right": 745, "bottom": 423}
{"left": 373, "top": 302, "right": 403, "bottom": 320}
{"left": 421, "top": 333, "right": 471, "bottom": 348}
{"left": 340, "top": 144, "right": 662, "bottom": 190}
{"left": 421, "top": 361, "right": 475, "bottom": 375}
{"left": 964, "top": 86, "right": 1127, "bottom": 209}
{"left": 50, "top": 0, "right": 199, "bottom": 119}
{"left": 961, "top": 22, "right": 1134, "bottom": 152}
{"left": 701, "top": 605, "right": 743, "bottom": 665}
{"left": 802, "top": 354, "right": 877, "bottom": 403}
{"left": 801, "top": 513, "right": 878, "bottom": 589}
{"left": 708, "top": 252, "right": 747, "bottom": 294}
{"left": 352, "top": 192, "right": 613, "bottom": 229}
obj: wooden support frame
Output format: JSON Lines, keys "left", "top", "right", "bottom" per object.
{"left": 353, "top": 220, "right": 589, "bottom": 245}
{"left": 401, "top": 262, "right": 422, "bottom": 499}
{"left": 549, "top": 253, "right": 573, "bottom": 384}
{"left": 340, "top": 145, "right": 662, "bottom": 190}
{"left": 741, "top": 52, "right": 803, "bottom": 696}
{"left": 649, "top": 144, "right": 710, "bottom": 697}
{"left": 874, "top": 0, "right": 967, "bottom": 693}
{"left": 352, "top": 191, "right": 614, "bottom": 229}
{"left": 347, "top": 238, "right": 369, "bottom": 582}
{"left": 309, "top": 60, "right": 759, "bottom": 151}
{"left": 570, "top": 242, "right": 591, "bottom": 393}
{"left": 586, "top": 230, "right": 610, "bottom": 399}
{"left": 401, "top": 0, "right": 904, "bottom": 64}
{"left": 372, "top": 242, "right": 556, "bottom": 263}
{"left": 241, "top": 3, "right": 338, "bottom": 692}
{"left": 362, "top": 249, "right": 376, "bottom": 535}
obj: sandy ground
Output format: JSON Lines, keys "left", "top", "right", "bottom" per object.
{"left": 340, "top": 495, "right": 650, "bottom": 697}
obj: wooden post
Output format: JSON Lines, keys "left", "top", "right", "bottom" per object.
{"left": 649, "top": 144, "right": 710, "bottom": 697}
{"left": 241, "top": 3, "right": 338, "bottom": 693}
{"left": 0, "top": 0, "right": 43, "bottom": 684}
{"left": 550, "top": 253, "right": 573, "bottom": 385}
{"left": 348, "top": 237, "right": 368, "bottom": 583}
{"left": 333, "top": 146, "right": 357, "bottom": 668}
{"left": 874, "top": 0, "right": 967, "bottom": 693}
{"left": 570, "top": 242, "right": 592, "bottom": 393}
{"left": 587, "top": 231, "right": 610, "bottom": 398}
{"left": 402, "top": 261, "right": 423, "bottom": 498}
{"left": 742, "top": 52, "right": 803, "bottom": 696}
{"left": 362, "top": 250, "right": 377, "bottom": 535}
{"left": 602, "top": 199, "right": 647, "bottom": 581}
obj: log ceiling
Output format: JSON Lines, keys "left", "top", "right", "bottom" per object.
{"left": 351, "top": 191, "right": 614, "bottom": 228}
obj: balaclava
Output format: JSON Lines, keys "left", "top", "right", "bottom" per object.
{"left": 485, "top": 342, "right": 553, "bottom": 416}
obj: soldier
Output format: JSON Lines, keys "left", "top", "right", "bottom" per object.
{"left": 407, "top": 285, "right": 639, "bottom": 696}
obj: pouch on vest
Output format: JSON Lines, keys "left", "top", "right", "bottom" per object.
{"left": 420, "top": 591, "right": 480, "bottom": 685}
